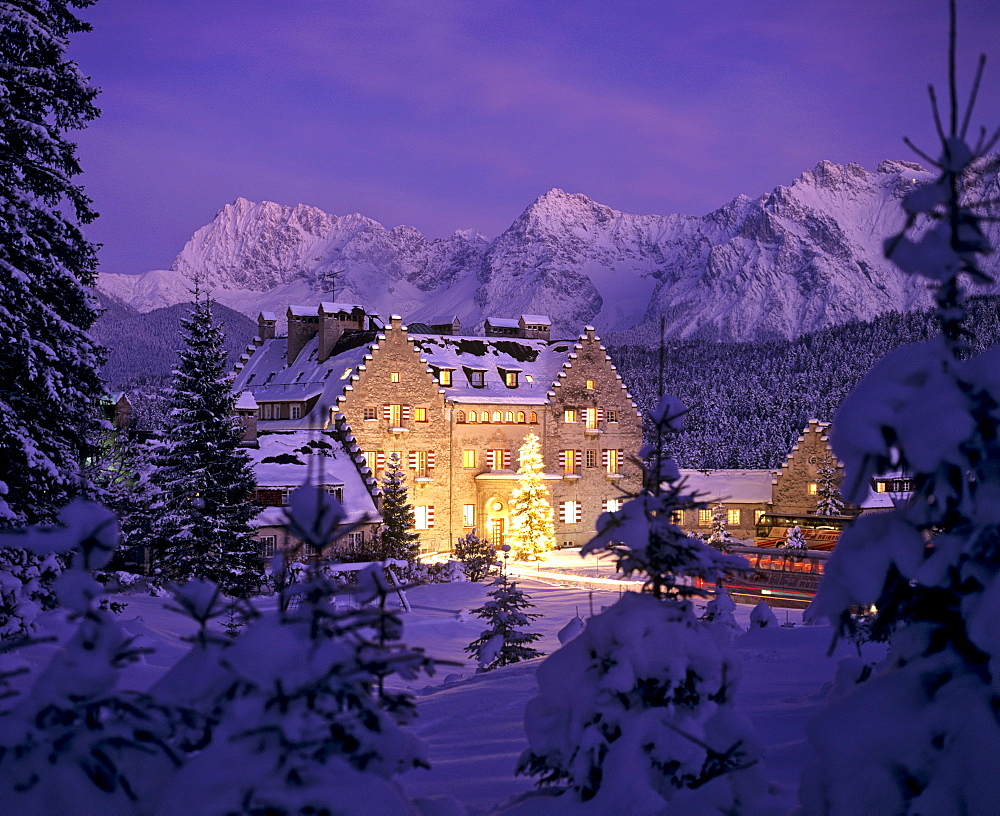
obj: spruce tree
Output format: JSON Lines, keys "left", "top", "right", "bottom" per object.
{"left": 0, "top": 1, "right": 105, "bottom": 526}
{"left": 454, "top": 528, "right": 496, "bottom": 581}
{"left": 507, "top": 432, "right": 556, "bottom": 560}
{"left": 465, "top": 574, "right": 543, "bottom": 671}
{"left": 707, "top": 501, "right": 733, "bottom": 552}
{"left": 781, "top": 524, "right": 808, "bottom": 550}
{"left": 145, "top": 287, "right": 262, "bottom": 597}
{"left": 375, "top": 453, "right": 419, "bottom": 562}
{"left": 813, "top": 453, "right": 844, "bottom": 516}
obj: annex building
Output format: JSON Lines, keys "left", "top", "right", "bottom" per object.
{"left": 231, "top": 302, "right": 643, "bottom": 554}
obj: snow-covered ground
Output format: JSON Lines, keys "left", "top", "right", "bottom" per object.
{"left": 12, "top": 548, "right": 880, "bottom": 814}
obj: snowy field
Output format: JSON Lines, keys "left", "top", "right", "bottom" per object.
{"left": 11, "top": 548, "right": 881, "bottom": 815}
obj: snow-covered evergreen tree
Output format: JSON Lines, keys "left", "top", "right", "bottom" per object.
{"left": 145, "top": 286, "right": 262, "bottom": 597}
{"left": 781, "top": 524, "right": 808, "bottom": 550}
{"left": 813, "top": 453, "right": 844, "bottom": 516}
{"left": 454, "top": 527, "right": 496, "bottom": 581}
{"left": 707, "top": 501, "right": 733, "bottom": 552}
{"left": 0, "top": 0, "right": 105, "bottom": 527}
{"left": 802, "top": 12, "right": 1000, "bottom": 811}
{"left": 374, "top": 452, "right": 420, "bottom": 562}
{"left": 507, "top": 432, "right": 556, "bottom": 560}
{"left": 515, "top": 393, "right": 764, "bottom": 813}
{"left": 466, "top": 575, "right": 543, "bottom": 671}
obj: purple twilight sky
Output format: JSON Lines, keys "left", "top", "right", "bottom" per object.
{"left": 68, "top": 0, "right": 1000, "bottom": 277}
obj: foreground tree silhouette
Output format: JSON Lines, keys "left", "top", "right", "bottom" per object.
{"left": 514, "top": 394, "right": 764, "bottom": 813}
{"left": 146, "top": 287, "right": 262, "bottom": 597}
{"left": 802, "top": 5, "right": 1000, "bottom": 812}
{"left": 0, "top": 0, "right": 104, "bottom": 528}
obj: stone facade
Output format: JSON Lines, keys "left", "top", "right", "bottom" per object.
{"left": 232, "top": 306, "right": 643, "bottom": 554}
{"left": 771, "top": 419, "right": 847, "bottom": 516}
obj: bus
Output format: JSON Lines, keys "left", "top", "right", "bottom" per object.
{"left": 711, "top": 545, "right": 831, "bottom": 609}
{"left": 754, "top": 512, "right": 855, "bottom": 550}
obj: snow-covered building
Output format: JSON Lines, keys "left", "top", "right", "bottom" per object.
{"left": 245, "top": 420, "right": 382, "bottom": 560}
{"left": 231, "top": 303, "right": 643, "bottom": 553}
{"left": 677, "top": 469, "right": 775, "bottom": 541}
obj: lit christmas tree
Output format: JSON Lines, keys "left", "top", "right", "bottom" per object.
{"left": 507, "top": 433, "right": 556, "bottom": 560}
{"left": 813, "top": 452, "right": 845, "bottom": 516}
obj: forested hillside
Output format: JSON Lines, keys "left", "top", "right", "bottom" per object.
{"left": 608, "top": 296, "right": 1000, "bottom": 469}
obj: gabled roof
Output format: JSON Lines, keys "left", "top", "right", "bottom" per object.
{"left": 520, "top": 314, "right": 551, "bottom": 326}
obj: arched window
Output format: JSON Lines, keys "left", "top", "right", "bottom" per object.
{"left": 457, "top": 410, "right": 466, "bottom": 424}
{"left": 480, "top": 411, "right": 490, "bottom": 423}
{"left": 517, "top": 411, "right": 526, "bottom": 423}
{"left": 493, "top": 411, "right": 502, "bottom": 423}
{"left": 529, "top": 411, "right": 538, "bottom": 423}
{"left": 505, "top": 411, "right": 514, "bottom": 423}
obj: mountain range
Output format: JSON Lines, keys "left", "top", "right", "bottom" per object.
{"left": 97, "top": 159, "right": 1000, "bottom": 343}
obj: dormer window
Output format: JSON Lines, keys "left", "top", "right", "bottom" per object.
{"left": 504, "top": 370, "right": 519, "bottom": 388}
{"left": 436, "top": 368, "right": 453, "bottom": 387}
{"left": 467, "top": 369, "right": 486, "bottom": 388}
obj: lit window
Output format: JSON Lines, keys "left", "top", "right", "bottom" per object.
{"left": 457, "top": 410, "right": 466, "bottom": 424}
{"left": 698, "top": 509, "right": 712, "bottom": 526}
{"left": 517, "top": 411, "right": 526, "bottom": 423}
{"left": 439, "top": 369, "right": 453, "bottom": 386}
{"left": 463, "top": 504, "right": 475, "bottom": 527}
{"left": 584, "top": 407, "right": 598, "bottom": 429}
{"left": 505, "top": 371, "right": 518, "bottom": 387}
{"left": 607, "top": 499, "right": 622, "bottom": 513}
{"left": 563, "top": 450, "right": 578, "bottom": 474}
{"left": 463, "top": 449, "right": 477, "bottom": 468}
{"left": 525, "top": 374, "right": 534, "bottom": 383}
{"left": 586, "top": 449, "right": 597, "bottom": 468}
{"left": 605, "top": 449, "right": 620, "bottom": 474}
{"left": 505, "top": 411, "right": 514, "bottom": 423}
{"left": 362, "top": 450, "right": 376, "bottom": 470}
{"left": 480, "top": 411, "right": 490, "bottom": 422}
{"left": 808, "top": 482, "right": 818, "bottom": 495}
{"left": 489, "top": 449, "right": 506, "bottom": 470}
{"left": 390, "top": 372, "right": 400, "bottom": 383}
{"left": 728, "top": 508, "right": 741, "bottom": 526}
{"left": 563, "top": 409, "right": 578, "bottom": 423}
{"left": 669, "top": 509, "right": 682, "bottom": 523}
{"left": 414, "top": 407, "right": 427, "bottom": 422}
{"left": 413, "top": 450, "right": 429, "bottom": 477}
{"left": 340, "top": 368, "right": 353, "bottom": 380}
{"left": 529, "top": 411, "right": 538, "bottom": 423}
{"left": 414, "top": 506, "right": 433, "bottom": 530}
{"left": 388, "top": 404, "right": 402, "bottom": 425}
{"left": 586, "top": 379, "right": 595, "bottom": 390}
{"left": 493, "top": 411, "right": 502, "bottom": 423}
{"left": 363, "top": 406, "right": 378, "bottom": 421}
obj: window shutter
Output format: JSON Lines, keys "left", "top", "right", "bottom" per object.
{"left": 382, "top": 404, "right": 391, "bottom": 421}
{"left": 597, "top": 408, "right": 605, "bottom": 422}
{"left": 376, "top": 451, "right": 386, "bottom": 469}
{"left": 559, "top": 450, "right": 566, "bottom": 470}
{"left": 402, "top": 405, "right": 412, "bottom": 421}
{"left": 576, "top": 450, "right": 582, "bottom": 471}
{"left": 559, "top": 502, "right": 567, "bottom": 524}
{"left": 428, "top": 506, "right": 435, "bottom": 528}
{"left": 601, "top": 499, "right": 607, "bottom": 513}
{"left": 504, "top": 450, "right": 512, "bottom": 469}
{"left": 487, "top": 450, "right": 495, "bottom": 469}
{"left": 601, "top": 450, "right": 609, "bottom": 469}
{"left": 428, "top": 451, "right": 436, "bottom": 469}
{"left": 575, "top": 503, "right": 582, "bottom": 524}
{"left": 408, "top": 451, "right": 417, "bottom": 470}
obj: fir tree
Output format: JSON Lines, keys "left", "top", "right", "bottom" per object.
{"left": 145, "top": 286, "right": 262, "bottom": 597}
{"left": 507, "top": 432, "right": 556, "bottom": 560}
{"left": 813, "top": 452, "right": 844, "bottom": 516}
{"left": 375, "top": 452, "right": 419, "bottom": 562}
{"left": 707, "top": 502, "right": 733, "bottom": 552}
{"left": 0, "top": 1, "right": 105, "bottom": 526}
{"left": 781, "top": 524, "right": 808, "bottom": 550}
{"left": 802, "top": 9, "right": 1000, "bottom": 811}
{"left": 517, "top": 393, "right": 764, "bottom": 811}
{"left": 465, "top": 574, "right": 543, "bottom": 672}
{"left": 454, "top": 527, "right": 496, "bottom": 581}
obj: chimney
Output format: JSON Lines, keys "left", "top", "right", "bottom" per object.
{"left": 319, "top": 302, "right": 365, "bottom": 362}
{"left": 257, "top": 311, "right": 277, "bottom": 341}
{"left": 234, "top": 391, "right": 259, "bottom": 446}
{"left": 286, "top": 305, "right": 319, "bottom": 364}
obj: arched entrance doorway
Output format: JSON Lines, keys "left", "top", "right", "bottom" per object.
{"left": 485, "top": 497, "right": 509, "bottom": 548}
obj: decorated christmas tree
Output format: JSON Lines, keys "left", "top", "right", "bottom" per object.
{"left": 507, "top": 433, "right": 556, "bottom": 560}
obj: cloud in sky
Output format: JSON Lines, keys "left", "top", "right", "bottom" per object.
{"left": 69, "top": 0, "right": 1000, "bottom": 275}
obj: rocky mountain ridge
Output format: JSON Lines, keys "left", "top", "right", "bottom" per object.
{"left": 98, "top": 159, "right": 1000, "bottom": 341}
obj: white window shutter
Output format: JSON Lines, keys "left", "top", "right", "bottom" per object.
{"left": 597, "top": 408, "right": 604, "bottom": 422}
{"left": 504, "top": 450, "right": 511, "bottom": 469}
{"left": 408, "top": 451, "right": 417, "bottom": 470}
{"left": 601, "top": 450, "right": 609, "bottom": 469}
{"left": 403, "top": 405, "right": 412, "bottom": 421}
{"left": 382, "top": 404, "right": 391, "bottom": 420}
{"left": 559, "top": 502, "right": 567, "bottom": 524}
{"left": 428, "top": 506, "right": 434, "bottom": 528}
{"left": 559, "top": 450, "right": 566, "bottom": 470}
{"left": 575, "top": 503, "right": 582, "bottom": 524}
{"left": 428, "top": 451, "right": 436, "bottom": 469}
{"left": 487, "top": 450, "right": 495, "bottom": 469}
{"left": 376, "top": 451, "right": 386, "bottom": 469}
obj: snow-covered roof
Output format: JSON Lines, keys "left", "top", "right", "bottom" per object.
{"left": 679, "top": 469, "right": 775, "bottom": 504}
{"left": 520, "top": 314, "right": 551, "bottom": 326}
{"left": 258, "top": 311, "right": 277, "bottom": 322}
{"left": 248, "top": 432, "right": 379, "bottom": 526}
{"left": 288, "top": 305, "right": 318, "bottom": 317}
{"left": 411, "top": 333, "right": 573, "bottom": 400}
{"left": 235, "top": 391, "right": 258, "bottom": 410}
{"left": 320, "top": 301, "right": 366, "bottom": 314}
{"left": 485, "top": 317, "right": 520, "bottom": 329}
